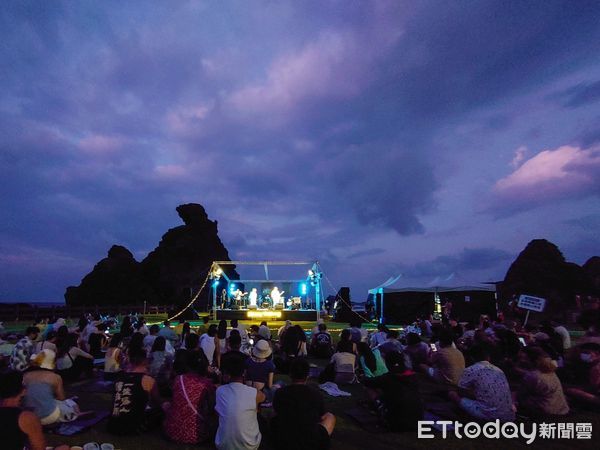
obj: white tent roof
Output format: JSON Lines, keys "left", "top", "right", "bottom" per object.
{"left": 368, "top": 273, "right": 496, "bottom": 294}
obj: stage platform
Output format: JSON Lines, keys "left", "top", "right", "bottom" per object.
{"left": 216, "top": 308, "right": 318, "bottom": 322}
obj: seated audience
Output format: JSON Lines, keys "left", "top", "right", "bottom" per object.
{"left": 425, "top": 329, "right": 465, "bottom": 385}
{"left": 215, "top": 353, "right": 264, "bottom": 450}
{"left": 148, "top": 336, "right": 173, "bottom": 390}
{"left": 449, "top": 344, "right": 515, "bottom": 422}
{"left": 35, "top": 331, "right": 57, "bottom": 354}
{"left": 310, "top": 323, "right": 333, "bottom": 359}
{"left": 88, "top": 323, "right": 107, "bottom": 358}
{"left": 10, "top": 327, "right": 39, "bottom": 372}
{"left": 163, "top": 350, "right": 217, "bottom": 444}
{"left": 55, "top": 333, "right": 94, "bottom": 382}
{"left": 319, "top": 340, "right": 356, "bottom": 384}
{"left": 143, "top": 324, "right": 160, "bottom": 353}
{"left": 104, "top": 333, "right": 123, "bottom": 379}
{"left": 357, "top": 342, "right": 388, "bottom": 378}
{"left": 516, "top": 346, "right": 569, "bottom": 417}
{"left": 404, "top": 333, "right": 430, "bottom": 370}
{"left": 258, "top": 321, "right": 271, "bottom": 341}
{"left": 362, "top": 351, "right": 424, "bottom": 431}
{"left": 200, "top": 324, "right": 220, "bottom": 367}
{"left": 245, "top": 340, "right": 276, "bottom": 399}
{"left": 158, "top": 320, "right": 179, "bottom": 347}
{"left": 375, "top": 330, "right": 404, "bottom": 359}
{"left": 272, "top": 358, "right": 335, "bottom": 450}
{"left": 197, "top": 316, "right": 210, "bottom": 337}
{"left": 565, "top": 342, "right": 600, "bottom": 408}
{"left": 23, "top": 350, "right": 81, "bottom": 425}
{"left": 107, "top": 349, "right": 162, "bottom": 435}
{"left": 369, "top": 323, "right": 389, "bottom": 348}
{"left": 1, "top": 370, "right": 49, "bottom": 450}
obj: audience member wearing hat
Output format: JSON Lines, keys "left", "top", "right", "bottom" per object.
{"left": 245, "top": 340, "right": 277, "bottom": 397}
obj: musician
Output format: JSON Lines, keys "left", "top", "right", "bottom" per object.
{"left": 248, "top": 288, "right": 258, "bottom": 307}
{"left": 271, "top": 286, "right": 284, "bottom": 306}
{"left": 221, "top": 289, "right": 228, "bottom": 309}
{"left": 233, "top": 289, "right": 247, "bottom": 307}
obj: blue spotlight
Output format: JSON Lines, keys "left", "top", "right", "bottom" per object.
{"left": 300, "top": 283, "right": 307, "bottom": 295}
{"left": 229, "top": 283, "right": 236, "bottom": 295}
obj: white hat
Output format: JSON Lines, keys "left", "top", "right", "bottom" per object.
{"left": 252, "top": 340, "right": 272, "bottom": 359}
{"left": 31, "top": 349, "right": 56, "bottom": 370}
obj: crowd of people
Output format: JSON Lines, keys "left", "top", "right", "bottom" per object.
{"left": 1, "top": 309, "right": 600, "bottom": 450}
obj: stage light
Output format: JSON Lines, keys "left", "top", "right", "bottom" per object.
{"left": 308, "top": 269, "right": 314, "bottom": 277}
{"left": 247, "top": 310, "right": 282, "bottom": 319}
{"left": 213, "top": 280, "right": 219, "bottom": 288}
{"left": 229, "top": 283, "right": 236, "bottom": 294}
{"left": 300, "top": 283, "right": 307, "bottom": 295}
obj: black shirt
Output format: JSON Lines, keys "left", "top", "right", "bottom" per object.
{"left": 363, "top": 371, "right": 424, "bottom": 431}
{"left": 272, "top": 383, "right": 329, "bottom": 450}
{"left": 0, "top": 407, "right": 27, "bottom": 450}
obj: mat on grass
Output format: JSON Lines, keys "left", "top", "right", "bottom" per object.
{"left": 53, "top": 411, "right": 110, "bottom": 436}
{"left": 345, "top": 406, "right": 384, "bottom": 433}
{"left": 69, "top": 378, "right": 115, "bottom": 394}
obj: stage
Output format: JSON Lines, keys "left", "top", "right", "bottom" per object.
{"left": 215, "top": 308, "right": 318, "bottom": 322}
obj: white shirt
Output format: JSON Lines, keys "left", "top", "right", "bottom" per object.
{"left": 249, "top": 290, "right": 258, "bottom": 306}
{"left": 200, "top": 333, "right": 216, "bottom": 365}
{"left": 554, "top": 326, "right": 571, "bottom": 350}
{"left": 216, "top": 382, "right": 261, "bottom": 450}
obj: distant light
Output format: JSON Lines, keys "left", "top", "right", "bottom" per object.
{"left": 308, "top": 269, "right": 314, "bottom": 276}
{"left": 213, "top": 281, "right": 219, "bottom": 288}
{"left": 300, "top": 283, "right": 307, "bottom": 295}
{"left": 229, "top": 283, "right": 236, "bottom": 294}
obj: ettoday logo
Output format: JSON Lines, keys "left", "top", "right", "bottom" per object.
{"left": 418, "top": 420, "right": 592, "bottom": 444}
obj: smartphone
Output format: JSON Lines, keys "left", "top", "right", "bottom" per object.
{"left": 518, "top": 337, "right": 526, "bottom": 347}
{"left": 430, "top": 343, "right": 437, "bottom": 352}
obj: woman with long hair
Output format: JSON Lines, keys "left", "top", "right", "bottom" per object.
{"left": 357, "top": 342, "right": 388, "bottom": 378}
{"left": 217, "top": 320, "right": 227, "bottom": 355}
{"left": 104, "top": 333, "right": 123, "bottom": 380}
{"left": 55, "top": 334, "right": 94, "bottom": 382}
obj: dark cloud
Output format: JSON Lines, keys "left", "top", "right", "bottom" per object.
{"left": 1, "top": 1, "right": 599, "bottom": 300}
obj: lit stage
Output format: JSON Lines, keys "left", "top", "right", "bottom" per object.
{"left": 209, "top": 260, "right": 325, "bottom": 322}
{"left": 216, "top": 308, "right": 318, "bottom": 322}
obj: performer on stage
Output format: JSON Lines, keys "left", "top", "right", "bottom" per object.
{"left": 248, "top": 288, "right": 258, "bottom": 307}
{"left": 271, "top": 286, "right": 284, "bottom": 306}
{"left": 233, "top": 289, "right": 247, "bottom": 307}
{"left": 221, "top": 288, "right": 228, "bottom": 309}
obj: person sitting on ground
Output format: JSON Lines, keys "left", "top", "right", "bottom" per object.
{"left": 185, "top": 332, "right": 200, "bottom": 352}
{"left": 143, "top": 324, "right": 160, "bottom": 354}
{"left": 104, "top": 333, "right": 123, "bottom": 379}
{"left": 258, "top": 321, "right": 271, "bottom": 341}
{"left": 10, "top": 327, "right": 39, "bottom": 372}
{"left": 35, "top": 330, "right": 57, "bottom": 355}
{"left": 197, "top": 316, "right": 210, "bottom": 337}
{"left": 148, "top": 336, "right": 174, "bottom": 393}
{"left": 319, "top": 340, "right": 356, "bottom": 384}
{"left": 55, "top": 333, "right": 94, "bottom": 382}
{"left": 357, "top": 342, "right": 388, "bottom": 378}
{"left": 551, "top": 318, "right": 571, "bottom": 351}
{"left": 1, "top": 370, "right": 52, "bottom": 450}
{"left": 43, "top": 318, "right": 65, "bottom": 340}
{"left": 424, "top": 329, "right": 465, "bottom": 385}
{"left": 135, "top": 316, "right": 149, "bottom": 336}
{"left": 338, "top": 329, "right": 357, "bottom": 354}
{"left": 119, "top": 316, "right": 134, "bottom": 339}
{"left": 362, "top": 351, "right": 424, "bottom": 432}
{"left": 163, "top": 349, "right": 217, "bottom": 444}
{"left": 220, "top": 332, "right": 248, "bottom": 382}
{"left": 245, "top": 340, "right": 277, "bottom": 401}
{"left": 348, "top": 321, "right": 367, "bottom": 344}
{"left": 200, "top": 324, "right": 221, "bottom": 368}
{"left": 107, "top": 349, "right": 162, "bottom": 435}
{"left": 565, "top": 342, "right": 600, "bottom": 409}
{"left": 277, "top": 320, "right": 292, "bottom": 342}
{"left": 310, "top": 323, "right": 333, "bottom": 359}
{"left": 226, "top": 319, "right": 249, "bottom": 349}
{"left": 88, "top": 323, "right": 108, "bottom": 359}
{"left": 272, "top": 358, "right": 336, "bottom": 450}
{"left": 515, "top": 346, "right": 569, "bottom": 417}
{"left": 375, "top": 330, "right": 404, "bottom": 359}
{"left": 248, "top": 325, "right": 262, "bottom": 344}
{"left": 370, "top": 323, "right": 388, "bottom": 348}
{"left": 180, "top": 322, "right": 193, "bottom": 349}
{"left": 215, "top": 353, "right": 264, "bottom": 450}
{"left": 282, "top": 325, "right": 308, "bottom": 360}
{"left": 23, "top": 350, "right": 81, "bottom": 425}
{"left": 404, "top": 332, "right": 430, "bottom": 370}
{"left": 448, "top": 344, "right": 515, "bottom": 422}
{"left": 158, "top": 320, "right": 179, "bottom": 347}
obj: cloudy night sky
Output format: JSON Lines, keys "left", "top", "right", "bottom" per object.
{"left": 1, "top": 0, "right": 600, "bottom": 303}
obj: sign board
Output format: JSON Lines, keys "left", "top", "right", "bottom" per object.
{"left": 464, "top": 295, "right": 471, "bottom": 303}
{"left": 517, "top": 294, "right": 546, "bottom": 313}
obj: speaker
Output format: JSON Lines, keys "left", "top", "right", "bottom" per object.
{"left": 248, "top": 304, "right": 257, "bottom": 310}
{"left": 274, "top": 303, "right": 283, "bottom": 310}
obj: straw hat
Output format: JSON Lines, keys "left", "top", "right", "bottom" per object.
{"left": 252, "top": 340, "right": 272, "bottom": 359}
{"left": 31, "top": 349, "right": 56, "bottom": 370}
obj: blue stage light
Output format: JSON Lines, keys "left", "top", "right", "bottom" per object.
{"left": 229, "top": 283, "right": 236, "bottom": 294}
{"left": 300, "top": 283, "right": 307, "bottom": 295}
{"left": 213, "top": 281, "right": 219, "bottom": 288}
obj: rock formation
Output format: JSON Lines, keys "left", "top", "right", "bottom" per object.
{"left": 65, "top": 204, "right": 237, "bottom": 308}
{"left": 501, "top": 239, "right": 596, "bottom": 314}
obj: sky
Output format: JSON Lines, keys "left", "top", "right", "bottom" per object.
{"left": 1, "top": 0, "right": 600, "bottom": 303}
